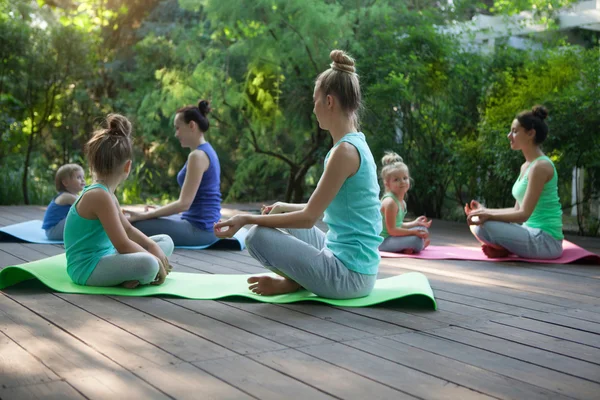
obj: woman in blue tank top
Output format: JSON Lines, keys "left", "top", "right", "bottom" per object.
{"left": 127, "top": 100, "right": 222, "bottom": 247}
{"left": 215, "top": 50, "right": 383, "bottom": 300}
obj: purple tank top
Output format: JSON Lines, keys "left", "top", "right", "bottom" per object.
{"left": 176, "top": 142, "right": 222, "bottom": 230}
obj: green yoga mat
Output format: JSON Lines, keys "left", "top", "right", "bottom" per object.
{"left": 0, "top": 254, "right": 436, "bottom": 308}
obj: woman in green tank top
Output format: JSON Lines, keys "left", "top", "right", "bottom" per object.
{"left": 465, "top": 105, "right": 563, "bottom": 259}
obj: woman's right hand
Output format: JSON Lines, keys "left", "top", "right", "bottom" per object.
{"left": 414, "top": 230, "right": 429, "bottom": 239}
{"left": 261, "top": 202, "right": 288, "bottom": 215}
{"left": 151, "top": 258, "right": 168, "bottom": 285}
{"left": 464, "top": 200, "right": 485, "bottom": 215}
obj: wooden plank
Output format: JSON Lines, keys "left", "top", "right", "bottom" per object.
{"left": 455, "top": 320, "right": 600, "bottom": 365}
{"left": 177, "top": 249, "right": 265, "bottom": 274}
{"left": 134, "top": 362, "right": 255, "bottom": 400}
{"left": 390, "top": 332, "right": 600, "bottom": 400}
{"left": 521, "top": 310, "right": 600, "bottom": 335}
{"left": 0, "top": 294, "right": 170, "bottom": 399}
{"left": 166, "top": 298, "right": 333, "bottom": 348}
{"left": 344, "top": 336, "right": 573, "bottom": 400}
{"left": 332, "top": 305, "right": 450, "bottom": 332}
{"left": 277, "top": 303, "right": 412, "bottom": 336}
{"left": 249, "top": 349, "right": 418, "bottom": 399}
{"left": 492, "top": 315, "right": 600, "bottom": 348}
{"left": 169, "top": 251, "right": 254, "bottom": 275}
{"left": 223, "top": 301, "right": 376, "bottom": 342}
{"left": 299, "top": 342, "right": 495, "bottom": 400}
{"left": 381, "top": 258, "right": 600, "bottom": 305}
{"left": 556, "top": 308, "right": 600, "bottom": 324}
{"left": 195, "top": 355, "right": 337, "bottom": 400}
{"left": 1, "top": 242, "right": 50, "bottom": 263}
{"left": 0, "top": 332, "right": 61, "bottom": 388}
{"left": 113, "top": 296, "right": 286, "bottom": 354}
{"left": 428, "top": 326, "right": 600, "bottom": 383}
{"left": 56, "top": 293, "right": 238, "bottom": 363}
{"left": 0, "top": 249, "right": 26, "bottom": 269}
{"left": 0, "top": 381, "right": 85, "bottom": 400}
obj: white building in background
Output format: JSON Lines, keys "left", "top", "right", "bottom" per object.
{"left": 444, "top": 0, "right": 600, "bottom": 53}
{"left": 445, "top": 0, "right": 599, "bottom": 218}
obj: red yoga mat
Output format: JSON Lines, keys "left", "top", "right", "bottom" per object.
{"left": 380, "top": 241, "right": 600, "bottom": 264}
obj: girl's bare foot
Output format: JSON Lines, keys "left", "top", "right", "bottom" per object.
{"left": 401, "top": 249, "right": 415, "bottom": 254}
{"left": 247, "top": 275, "right": 301, "bottom": 296}
{"left": 122, "top": 280, "right": 140, "bottom": 289}
{"left": 481, "top": 244, "right": 510, "bottom": 258}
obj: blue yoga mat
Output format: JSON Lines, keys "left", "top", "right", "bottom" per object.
{"left": 0, "top": 220, "right": 62, "bottom": 244}
{"left": 0, "top": 220, "right": 247, "bottom": 250}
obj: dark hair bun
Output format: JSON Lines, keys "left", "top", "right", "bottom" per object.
{"left": 106, "top": 113, "right": 132, "bottom": 137}
{"left": 532, "top": 105, "right": 548, "bottom": 121}
{"left": 198, "top": 100, "right": 211, "bottom": 116}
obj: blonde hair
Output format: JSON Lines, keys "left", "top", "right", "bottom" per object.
{"left": 380, "top": 151, "right": 409, "bottom": 183}
{"left": 315, "top": 50, "right": 362, "bottom": 125}
{"left": 85, "top": 114, "right": 133, "bottom": 176}
{"left": 55, "top": 164, "right": 83, "bottom": 192}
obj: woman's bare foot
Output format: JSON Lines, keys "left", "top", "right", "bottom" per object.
{"left": 247, "top": 275, "right": 301, "bottom": 295}
{"left": 481, "top": 244, "right": 510, "bottom": 258}
{"left": 122, "top": 280, "right": 140, "bottom": 289}
{"left": 423, "top": 239, "right": 431, "bottom": 249}
{"left": 401, "top": 249, "right": 415, "bottom": 254}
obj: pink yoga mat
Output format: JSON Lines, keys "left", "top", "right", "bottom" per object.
{"left": 380, "top": 241, "right": 600, "bottom": 264}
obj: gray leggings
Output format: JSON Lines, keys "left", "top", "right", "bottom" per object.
{"left": 471, "top": 221, "right": 563, "bottom": 259}
{"left": 132, "top": 214, "right": 217, "bottom": 247}
{"left": 245, "top": 226, "right": 377, "bottom": 299}
{"left": 45, "top": 218, "right": 66, "bottom": 241}
{"left": 379, "top": 226, "right": 428, "bottom": 253}
{"left": 85, "top": 234, "right": 174, "bottom": 286}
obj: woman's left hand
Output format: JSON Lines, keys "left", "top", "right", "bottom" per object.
{"left": 467, "top": 210, "right": 489, "bottom": 226}
{"left": 415, "top": 216, "right": 432, "bottom": 228}
{"left": 124, "top": 209, "right": 145, "bottom": 223}
{"left": 214, "top": 215, "right": 247, "bottom": 238}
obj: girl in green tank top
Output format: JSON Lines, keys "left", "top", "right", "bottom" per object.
{"left": 64, "top": 114, "right": 174, "bottom": 287}
{"left": 465, "top": 106, "right": 563, "bottom": 260}
{"left": 378, "top": 152, "right": 432, "bottom": 254}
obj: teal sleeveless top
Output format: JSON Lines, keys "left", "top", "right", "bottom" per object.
{"left": 511, "top": 156, "right": 564, "bottom": 240}
{"left": 64, "top": 183, "right": 116, "bottom": 285}
{"left": 323, "top": 133, "right": 383, "bottom": 275}
{"left": 380, "top": 192, "right": 406, "bottom": 238}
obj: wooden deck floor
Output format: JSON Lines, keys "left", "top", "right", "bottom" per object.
{"left": 1, "top": 205, "right": 599, "bottom": 400}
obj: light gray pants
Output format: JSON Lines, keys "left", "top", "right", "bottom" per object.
{"left": 85, "top": 234, "right": 174, "bottom": 286}
{"left": 45, "top": 218, "right": 66, "bottom": 241}
{"left": 471, "top": 221, "right": 563, "bottom": 259}
{"left": 379, "top": 227, "right": 428, "bottom": 253}
{"left": 245, "top": 226, "right": 377, "bottom": 299}
{"left": 133, "top": 214, "right": 217, "bottom": 247}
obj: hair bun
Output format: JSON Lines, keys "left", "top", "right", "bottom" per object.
{"left": 106, "top": 113, "right": 132, "bottom": 137}
{"left": 532, "top": 105, "right": 548, "bottom": 121}
{"left": 198, "top": 100, "right": 211, "bottom": 116}
{"left": 330, "top": 50, "right": 355, "bottom": 74}
{"left": 381, "top": 151, "right": 403, "bottom": 166}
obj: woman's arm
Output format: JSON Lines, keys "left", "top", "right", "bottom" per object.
{"left": 215, "top": 142, "right": 359, "bottom": 235}
{"left": 468, "top": 162, "right": 552, "bottom": 225}
{"left": 128, "top": 150, "right": 209, "bottom": 221}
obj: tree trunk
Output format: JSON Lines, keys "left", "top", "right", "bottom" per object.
{"left": 22, "top": 128, "right": 35, "bottom": 205}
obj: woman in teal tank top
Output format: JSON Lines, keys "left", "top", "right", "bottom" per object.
{"left": 214, "top": 50, "right": 383, "bottom": 299}
{"left": 465, "top": 105, "right": 563, "bottom": 259}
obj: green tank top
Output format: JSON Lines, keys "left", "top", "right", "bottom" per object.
{"left": 64, "top": 183, "right": 116, "bottom": 285}
{"left": 323, "top": 133, "right": 383, "bottom": 275}
{"left": 380, "top": 192, "right": 406, "bottom": 238}
{"left": 511, "top": 156, "right": 564, "bottom": 240}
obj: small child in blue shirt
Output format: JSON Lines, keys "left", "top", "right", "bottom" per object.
{"left": 42, "top": 164, "right": 86, "bottom": 240}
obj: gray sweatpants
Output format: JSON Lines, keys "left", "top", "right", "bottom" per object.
{"left": 245, "top": 226, "right": 377, "bottom": 299}
{"left": 45, "top": 218, "right": 66, "bottom": 241}
{"left": 379, "top": 226, "right": 428, "bottom": 253}
{"left": 133, "top": 214, "right": 217, "bottom": 247}
{"left": 471, "top": 221, "right": 563, "bottom": 259}
{"left": 85, "top": 234, "right": 174, "bottom": 286}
